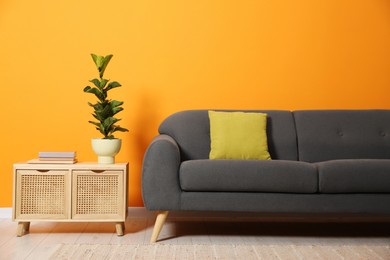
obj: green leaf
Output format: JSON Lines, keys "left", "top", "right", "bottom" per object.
{"left": 84, "top": 86, "right": 104, "bottom": 102}
{"left": 92, "top": 112, "right": 104, "bottom": 122}
{"left": 100, "top": 78, "right": 109, "bottom": 89}
{"left": 88, "top": 121, "right": 101, "bottom": 128}
{"left": 96, "top": 104, "right": 113, "bottom": 119}
{"left": 110, "top": 100, "right": 123, "bottom": 108}
{"left": 113, "top": 125, "right": 129, "bottom": 133}
{"left": 99, "top": 127, "right": 107, "bottom": 137}
{"left": 92, "top": 114, "right": 100, "bottom": 121}
{"left": 91, "top": 54, "right": 104, "bottom": 69}
{"left": 105, "top": 81, "right": 121, "bottom": 91}
{"left": 89, "top": 79, "right": 101, "bottom": 89}
{"left": 91, "top": 54, "right": 99, "bottom": 66}
{"left": 99, "top": 55, "right": 113, "bottom": 78}
{"left": 88, "top": 120, "right": 99, "bottom": 125}
{"left": 93, "top": 120, "right": 107, "bottom": 137}
{"left": 103, "top": 117, "right": 118, "bottom": 130}
{"left": 112, "top": 107, "right": 124, "bottom": 116}
{"left": 83, "top": 86, "right": 91, "bottom": 92}
{"left": 91, "top": 53, "right": 113, "bottom": 78}
{"left": 106, "top": 100, "right": 123, "bottom": 115}
{"left": 88, "top": 102, "right": 103, "bottom": 110}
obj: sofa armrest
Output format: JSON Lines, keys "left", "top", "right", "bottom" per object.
{"left": 142, "top": 134, "right": 181, "bottom": 210}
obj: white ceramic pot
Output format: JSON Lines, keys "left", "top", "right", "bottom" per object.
{"left": 91, "top": 138, "right": 122, "bottom": 164}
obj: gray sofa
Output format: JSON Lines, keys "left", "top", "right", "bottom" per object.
{"left": 142, "top": 110, "right": 390, "bottom": 242}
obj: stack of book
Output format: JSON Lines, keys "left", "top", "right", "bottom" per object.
{"left": 28, "top": 151, "right": 77, "bottom": 164}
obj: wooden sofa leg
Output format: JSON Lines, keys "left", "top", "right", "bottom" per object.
{"left": 150, "top": 211, "right": 169, "bottom": 243}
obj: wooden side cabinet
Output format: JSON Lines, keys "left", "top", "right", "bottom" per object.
{"left": 12, "top": 162, "right": 128, "bottom": 237}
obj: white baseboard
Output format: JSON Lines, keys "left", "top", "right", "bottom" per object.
{"left": 0, "top": 208, "right": 12, "bottom": 218}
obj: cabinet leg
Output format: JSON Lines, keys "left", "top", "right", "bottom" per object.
{"left": 150, "top": 211, "right": 169, "bottom": 243}
{"left": 17, "top": 222, "right": 30, "bottom": 237}
{"left": 25, "top": 222, "right": 30, "bottom": 232}
{"left": 115, "top": 222, "right": 125, "bottom": 236}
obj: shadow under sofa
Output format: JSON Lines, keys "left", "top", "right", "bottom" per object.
{"left": 142, "top": 110, "right": 390, "bottom": 242}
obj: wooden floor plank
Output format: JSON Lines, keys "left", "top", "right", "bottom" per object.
{"left": 0, "top": 208, "right": 389, "bottom": 259}
{"left": 0, "top": 219, "right": 17, "bottom": 247}
{"left": 48, "top": 244, "right": 75, "bottom": 259}
{"left": 0, "top": 221, "right": 57, "bottom": 260}
{"left": 110, "top": 218, "right": 148, "bottom": 244}
{"left": 75, "top": 222, "right": 115, "bottom": 244}
{"left": 26, "top": 222, "right": 88, "bottom": 260}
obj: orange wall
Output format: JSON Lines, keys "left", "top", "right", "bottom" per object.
{"left": 1, "top": 0, "right": 390, "bottom": 207}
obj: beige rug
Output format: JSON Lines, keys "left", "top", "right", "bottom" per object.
{"left": 50, "top": 243, "right": 390, "bottom": 260}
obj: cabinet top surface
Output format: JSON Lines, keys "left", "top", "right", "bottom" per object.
{"left": 14, "top": 162, "right": 129, "bottom": 170}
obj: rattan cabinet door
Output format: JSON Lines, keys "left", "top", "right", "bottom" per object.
{"left": 72, "top": 170, "right": 125, "bottom": 220}
{"left": 15, "top": 170, "right": 70, "bottom": 220}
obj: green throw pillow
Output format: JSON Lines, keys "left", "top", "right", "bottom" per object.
{"left": 209, "top": 111, "right": 271, "bottom": 160}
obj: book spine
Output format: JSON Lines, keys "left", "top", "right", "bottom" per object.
{"left": 38, "top": 152, "right": 76, "bottom": 158}
{"left": 39, "top": 157, "right": 75, "bottom": 161}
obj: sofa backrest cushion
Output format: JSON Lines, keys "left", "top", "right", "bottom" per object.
{"left": 294, "top": 110, "right": 390, "bottom": 162}
{"left": 159, "top": 110, "right": 298, "bottom": 161}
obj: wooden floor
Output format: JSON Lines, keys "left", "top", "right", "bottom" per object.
{"left": 0, "top": 208, "right": 389, "bottom": 259}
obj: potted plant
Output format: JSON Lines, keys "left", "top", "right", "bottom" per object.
{"left": 84, "top": 53, "right": 129, "bottom": 164}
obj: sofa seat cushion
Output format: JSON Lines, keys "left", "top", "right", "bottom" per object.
{"left": 316, "top": 159, "right": 390, "bottom": 193}
{"left": 180, "top": 160, "right": 318, "bottom": 193}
